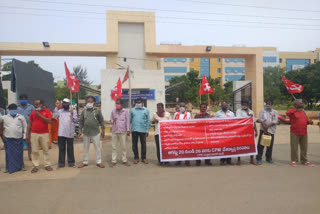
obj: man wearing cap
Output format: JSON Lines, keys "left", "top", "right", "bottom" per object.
{"left": 54, "top": 98, "right": 78, "bottom": 168}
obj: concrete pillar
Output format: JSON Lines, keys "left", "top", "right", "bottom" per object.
{"left": 245, "top": 51, "right": 264, "bottom": 116}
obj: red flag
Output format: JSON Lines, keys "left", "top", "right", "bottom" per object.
{"left": 111, "top": 78, "right": 122, "bottom": 101}
{"left": 281, "top": 77, "right": 304, "bottom": 94}
{"left": 64, "top": 62, "right": 80, "bottom": 93}
{"left": 199, "top": 75, "right": 214, "bottom": 95}
{"left": 122, "top": 67, "right": 129, "bottom": 84}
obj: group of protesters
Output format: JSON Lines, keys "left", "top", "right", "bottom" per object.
{"left": 0, "top": 94, "right": 315, "bottom": 174}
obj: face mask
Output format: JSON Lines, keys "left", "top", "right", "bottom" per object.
{"left": 222, "top": 106, "right": 228, "bottom": 111}
{"left": 264, "top": 105, "right": 272, "bottom": 112}
{"left": 63, "top": 105, "right": 70, "bottom": 110}
{"left": 116, "top": 104, "right": 122, "bottom": 110}
{"left": 20, "top": 100, "right": 28, "bottom": 105}
{"left": 297, "top": 104, "right": 304, "bottom": 109}
{"left": 135, "top": 103, "right": 143, "bottom": 109}
{"left": 86, "top": 103, "right": 94, "bottom": 109}
{"left": 10, "top": 110, "right": 17, "bottom": 117}
{"left": 180, "top": 107, "right": 186, "bottom": 113}
{"left": 35, "top": 107, "right": 42, "bottom": 111}
{"left": 241, "top": 106, "right": 248, "bottom": 110}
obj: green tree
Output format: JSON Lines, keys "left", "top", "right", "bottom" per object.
{"left": 285, "top": 62, "right": 320, "bottom": 108}
{"left": 73, "top": 65, "right": 92, "bottom": 99}
{"left": 1, "top": 60, "right": 42, "bottom": 81}
{"left": 263, "top": 66, "right": 287, "bottom": 104}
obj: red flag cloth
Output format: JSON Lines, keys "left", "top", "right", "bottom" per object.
{"left": 281, "top": 77, "right": 304, "bottom": 94}
{"left": 199, "top": 75, "right": 214, "bottom": 95}
{"left": 111, "top": 78, "right": 122, "bottom": 101}
{"left": 64, "top": 62, "right": 80, "bottom": 93}
{"left": 122, "top": 67, "right": 129, "bottom": 84}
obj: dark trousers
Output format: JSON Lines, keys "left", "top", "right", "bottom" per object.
{"left": 256, "top": 130, "right": 275, "bottom": 161}
{"left": 58, "top": 136, "right": 75, "bottom": 167}
{"left": 155, "top": 135, "right": 162, "bottom": 163}
{"left": 132, "top": 132, "right": 147, "bottom": 160}
{"left": 220, "top": 158, "right": 232, "bottom": 163}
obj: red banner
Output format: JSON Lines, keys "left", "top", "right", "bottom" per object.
{"left": 159, "top": 117, "right": 257, "bottom": 161}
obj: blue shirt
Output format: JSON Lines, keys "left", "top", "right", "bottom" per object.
{"left": 129, "top": 107, "right": 151, "bottom": 133}
{"left": 17, "top": 103, "right": 35, "bottom": 124}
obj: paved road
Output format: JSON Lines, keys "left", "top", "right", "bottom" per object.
{"left": 0, "top": 125, "right": 319, "bottom": 214}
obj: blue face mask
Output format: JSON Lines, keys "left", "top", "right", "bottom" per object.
{"left": 10, "top": 110, "right": 17, "bottom": 117}
{"left": 20, "top": 100, "right": 28, "bottom": 105}
{"left": 222, "top": 106, "right": 228, "bottom": 111}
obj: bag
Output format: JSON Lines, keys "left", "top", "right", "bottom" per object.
{"left": 260, "top": 134, "right": 272, "bottom": 147}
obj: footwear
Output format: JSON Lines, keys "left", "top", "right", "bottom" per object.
{"left": 305, "top": 162, "right": 314, "bottom": 167}
{"left": 133, "top": 159, "right": 139, "bottom": 164}
{"left": 96, "top": 163, "right": 105, "bottom": 168}
{"left": 164, "top": 162, "right": 170, "bottom": 166}
{"left": 205, "top": 161, "right": 213, "bottom": 166}
{"left": 68, "top": 164, "right": 76, "bottom": 168}
{"left": 236, "top": 160, "right": 241, "bottom": 166}
{"left": 110, "top": 163, "right": 116, "bottom": 168}
{"left": 141, "top": 159, "right": 149, "bottom": 164}
{"left": 58, "top": 165, "right": 65, "bottom": 168}
{"left": 291, "top": 162, "right": 297, "bottom": 167}
{"left": 78, "top": 163, "right": 88, "bottom": 168}
{"left": 123, "top": 162, "right": 130, "bottom": 167}
{"left": 175, "top": 161, "right": 181, "bottom": 166}
{"left": 4, "top": 169, "right": 8, "bottom": 173}
{"left": 250, "top": 160, "right": 258, "bottom": 165}
{"left": 226, "top": 161, "right": 233, "bottom": 165}
{"left": 45, "top": 166, "right": 53, "bottom": 171}
{"left": 257, "top": 160, "right": 262, "bottom": 165}
{"left": 267, "top": 160, "right": 274, "bottom": 164}
{"left": 52, "top": 141, "right": 58, "bottom": 144}
{"left": 185, "top": 161, "right": 191, "bottom": 166}
{"left": 31, "top": 167, "right": 38, "bottom": 173}
{"left": 220, "top": 161, "right": 225, "bottom": 166}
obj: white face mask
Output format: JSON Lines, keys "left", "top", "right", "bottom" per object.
{"left": 180, "top": 107, "right": 186, "bottom": 113}
{"left": 135, "top": 103, "right": 143, "bottom": 109}
{"left": 35, "top": 107, "right": 42, "bottom": 111}
{"left": 86, "top": 103, "right": 94, "bottom": 109}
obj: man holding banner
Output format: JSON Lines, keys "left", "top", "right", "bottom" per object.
{"left": 235, "top": 100, "right": 258, "bottom": 165}
{"left": 215, "top": 101, "right": 235, "bottom": 165}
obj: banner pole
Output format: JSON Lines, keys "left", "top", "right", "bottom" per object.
{"left": 291, "top": 93, "right": 296, "bottom": 100}
{"left": 128, "top": 65, "right": 132, "bottom": 108}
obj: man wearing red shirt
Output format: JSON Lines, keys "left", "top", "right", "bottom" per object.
{"left": 26, "top": 99, "right": 53, "bottom": 173}
{"left": 286, "top": 99, "right": 314, "bottom": 167}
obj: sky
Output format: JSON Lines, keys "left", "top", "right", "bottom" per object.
{"left": 0, "top": 0, "right": 320, "bottom": 84}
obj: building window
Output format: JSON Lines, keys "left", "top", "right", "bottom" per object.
{"left": 279, "top": 58, "right": 282, "bottom": 63}
{"left": 190, "top": 58, "right": 194, "bottom": 62}
{"left": 314, "top": 59, "right": 317, "bottom": 63}
{"left": 217, "top": 68, "right": 221, "bottom": 73}
{"left": 217, "top": 58, "right": 220, "bottom": 62}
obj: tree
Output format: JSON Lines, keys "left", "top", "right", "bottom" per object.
{"left": 263, "top": 66, "right": 288, "bottom": 104}
{"left": 72, "top": 65, "right": 92, "bottom": 99}
{"left": 285, "top": 62, "right": 320, "bottom": 108}
{"left": 1, "top": 60, "right": 42, "bottom": 81}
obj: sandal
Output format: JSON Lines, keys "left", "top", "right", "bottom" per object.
{"left": 45, "top": 166, "right": 53, "bottom": 171}
{"left": 31, "top": 167, "right": 38, "bottom": 173}
{"left": 78, "top": 163, "right": 88, "bottom": 168}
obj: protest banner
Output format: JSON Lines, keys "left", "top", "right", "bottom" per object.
{"left": 159, "top": 117, "right": 257, "bottom": 161}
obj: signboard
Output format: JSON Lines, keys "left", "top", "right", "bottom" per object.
{"left": 159, "top": 117, "right": 256, "bottom": 161}
{"left": 121, "top": 89, "right": 155, "bottom": 100}
{"left": 292, "top": 64, "right": 306, "bottom": 70}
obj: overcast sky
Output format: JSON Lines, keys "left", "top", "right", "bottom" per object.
{"left": 1, "top": 0, "right": 320, "bottom": 84}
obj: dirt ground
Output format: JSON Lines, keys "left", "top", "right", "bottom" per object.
{"left": 0, "top": 125, "right": 319, "bottom": 214}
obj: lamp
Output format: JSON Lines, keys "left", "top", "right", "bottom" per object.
{"left": 42, "top": 42, "right": 50, "bottom": 48}
{"left": 206, "top": 46, "right": 212, "bottom": 52}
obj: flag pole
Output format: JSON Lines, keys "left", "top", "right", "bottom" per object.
{"left": 128, "top": 65, "right": 132, "bottom": 108}
{"left": 291, "top": 93, "right": 296, "bottom": 100}
{"left": 69, "top": 90, "right": 72, "bottom": 135}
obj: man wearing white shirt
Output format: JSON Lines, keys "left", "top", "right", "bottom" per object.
{"left": 235, "top": 100, "right": 258, "bottom": 165}
{"left": 174, "top": 102, "right": 191, "bottom": 166}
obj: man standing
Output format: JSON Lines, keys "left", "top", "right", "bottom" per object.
{"left": 130, "top": 98, "right": 151, "bottom": 164}
{"left": 174, "top": 102, "right": 192, "bottom": 166}
{"left": 78, "top": 96, "right": 105, "bottom": 168}
{"left": 195, "top": 103, "right": 212, "bottom": 166}
{"left": 0, "top": 104, "right": 27, "bottom": 173}
{"left": 215, "top": 101, "right": 235, "bottom": 165}
{"left": 236, "top": 100, "right": 258, "bottom": 165}
{"left": 256, "top": 100, "right": 278, "bottom": 165}
{"left": 152, "top": 103, "right": 171, "bottom": 166}
{"left": 54, "top": 98, "right": 78, "bottom": 168}
{"left": 110, "top": 99, "right": 130, "bottom": 167}
{"left": 286, "top": 99, "right": 314, "bottom": 167}
{"left": 26, "top": 99, "right": 53, "bottom": 173}
{"left": 17, "top": 94, "right": 34, "bottom": 159}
